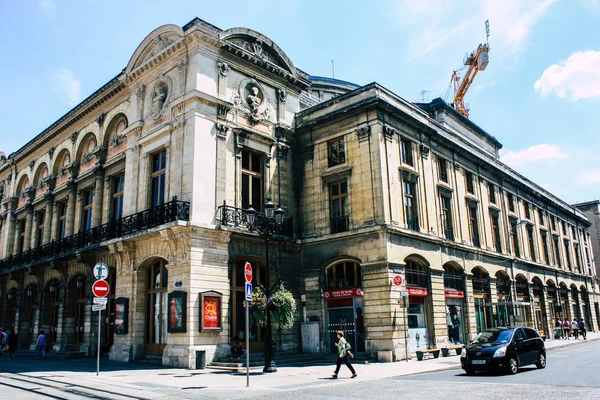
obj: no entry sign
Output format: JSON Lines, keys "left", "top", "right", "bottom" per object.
{"left": 244, "top": 262, "right": 253, "bottom": 283}
{"left": 92, "top": 279, "right": 110, "bottom": 298}
{"left": 393, "top": 275, "right": 404, "bottom": 287}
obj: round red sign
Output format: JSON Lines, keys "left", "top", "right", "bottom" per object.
{"left": 244, "top": 262, "right": 253, "bottom": 283}
{"left": 393, "top": 275, "right": 403, "bottom": 287}
{"left": 92, "top": 279, "right": 110, "bottom": 297}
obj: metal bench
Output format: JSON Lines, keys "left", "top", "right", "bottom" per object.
{"left": 415, "top": 349, "right": 440, "bottom": 361}
{"left": 441, "top": 345, "right": 463, "bottom": 357}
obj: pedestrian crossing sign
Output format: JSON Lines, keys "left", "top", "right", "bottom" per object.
{"left": 245, "top": 282, "right": 253, "bottom": 301}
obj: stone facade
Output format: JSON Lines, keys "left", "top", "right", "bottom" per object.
{"left": 0, "top": 17, "right": 597, "bottom": 368}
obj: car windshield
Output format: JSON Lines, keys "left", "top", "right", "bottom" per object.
{"left": 472, "top": 329, "right": 513, "bottom": 344}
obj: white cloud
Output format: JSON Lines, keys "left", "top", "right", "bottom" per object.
{"left": 472, "top": 80, "right": 500, "bottom": 94}
{"left": 39, "top": 0, "right": 57, "bottom": 16}
{"left": 500, "top": 144, "right": 567, "bottom": 167}
{"left": 51, "top": 69, "right": 81, "bottom": 107}
{"left": 534, "top": 50, "right": 600, "bottom": 101}
{"left": 576, "top": 170, "right": 600, "bottom": 186}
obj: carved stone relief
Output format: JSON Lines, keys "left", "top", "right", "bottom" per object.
{"left": 232, "top": 78, "right": 274, "bottom": 124}
{"left": 150, "top": 75, "right": 173, "bottom": 120}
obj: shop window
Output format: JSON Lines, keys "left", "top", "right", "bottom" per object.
{"left": 330, "top": 181, "right": 349, "bottom": 233}
{"left": 401, "top": 138, "right": 413, "bottom": 166}
{"left": 151, "top": 150, "right": 167, "bottom": 208}
{"left": 327, "top": 136, "right": 345, "bottom": 167}
{"left": 326, "top": 262, "right": 362, "bottom": 290}
{"left": 112, "top": 174, "right": 125, "bottom": 220}
{"left": 438, "top": 156, "right": 448, "bottom": 183}
{"left": 515, "top": 278, "right": 529, "bottom": 300}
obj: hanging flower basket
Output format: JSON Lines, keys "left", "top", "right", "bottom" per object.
{"left": 247, "top": 283, "right": 297, "bottom": 330}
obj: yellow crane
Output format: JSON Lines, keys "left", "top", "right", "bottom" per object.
{"left": 447, "top": 21, "right": 490, "bottom": 118}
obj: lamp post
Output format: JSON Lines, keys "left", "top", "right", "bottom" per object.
{"left": 246, "top": 199, "right": 285, "bottom": 373}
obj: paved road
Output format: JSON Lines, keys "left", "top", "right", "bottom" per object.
{"left": 1, "top": 340, "right": 600, "bottom": 399}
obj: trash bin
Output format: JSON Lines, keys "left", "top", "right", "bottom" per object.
{"left": 195, "top": 350, "right": 206, "bottom": 369}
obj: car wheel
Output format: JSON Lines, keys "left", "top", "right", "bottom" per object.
{"left": 507, "top": 357, "right": 518, "bottom": 375}
{"left": 536, "top": 352, "right": 546, "bottom": 369}
{"left": 464, "top": 367, "right": 475, "bottom": 376}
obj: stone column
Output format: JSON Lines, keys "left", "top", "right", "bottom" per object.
{"left": 465, "top": 274, "right": 478, "bottom": 340}
{"left": 43, "top": 194, "right": 54, "bottom": 245}
{"left": 3, "top": 210, "right": 17, "bottom": 257}
{"left": 430, "top": 268, "right": 449, "bottom": 347}
{"left": 50, "top": 199, "right": 59, "bottom": 242}
{"left": 12, "top": 216, "right": 22, "bottom": 255}
{"left": 23, "top": 204, "right": 33, "bottom": 251}
{"left": 92, "top": 168, "right": 105, "bottom": 228}
{"left": 30, "top": 211, "right": 39, "bottom": 250}
{"left": 65, "top": 181, "right": 77, "bottom": 236}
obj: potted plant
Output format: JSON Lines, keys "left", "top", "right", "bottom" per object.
{"left": 248, "top": 283, "right": 296, "bottom": 330}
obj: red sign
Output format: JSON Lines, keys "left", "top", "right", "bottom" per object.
{"left": 393, "top": 275, "right": 403, "bottom": 287}
{"left": 444, "top": 289, "right": 465, "bottom": 299}
{"left": 324, "top": 288, "right": 362, "bottom": 299}
{"left": 202, "top": 296, "right": 221, "bottom": 329}
{"left": 92, "top": 280, "right": 110, "bottom": 298}
{"left": 244, "top": 262, "right": 253, "bottom": 283}
{"left": 407, "top": 287, "right": 428, "bottom": 297}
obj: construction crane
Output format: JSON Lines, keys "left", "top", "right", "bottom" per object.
{"left": 447, "top": 21, "right": 490, "bottom": 118}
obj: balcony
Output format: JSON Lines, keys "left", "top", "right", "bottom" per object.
{"left": 330, "top": 215, "right": 350, "bottom": 234}
{"left": 217, "top": 202, "right": 294, "bottom": 236}
{"left": 0, "top": 197, "right": 190, "bottom": 274}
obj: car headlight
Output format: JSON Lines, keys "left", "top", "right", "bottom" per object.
{"left": 493, "top": 347, "right": 506, "bottom": 358}
{"left": 461, "top": 348, "right": 467, "bottom": 357}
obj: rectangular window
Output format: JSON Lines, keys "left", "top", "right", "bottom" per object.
{"left": 82, "top": 188, "right": 95, "bottom": 231}
{"left": 508, "top": 193, "right": 515, "bottom": 213}
{"left": 465, "top": 172, "right": 475, "bottom": 194}
{"left": 541, "top": 230, "right": 550, "bottom": 265}
{"left": 330, "top": 181, "right": 349, "bottom": 233}
{"left": 328, "top": 137, "right": 346, "bottom": 167}
{"left": 525, "top": 202, "right": 531, "bottom": 220}
{"left": 241, "top": 150, "right": 263, "bottom": 212}
{"left": 488, "top": 183, "right": 496, "bottom": 204}
{"left": 151, "top": 150, "right": 167, "bottom": 208}
{"left": 564, "top": 239, "right": 572, "bottom": 270}
{"left": 574, "top": 243, "right": 582, "bottom": 272}
{"left": 17, "top": 219, "right": 26, "bottom": 254}
{"left": 401, "top": 138, "right": 413, "bottom": 167}
{"left": 510, "top": 218, "right": 520, "bottom": 257}
{"left": 538, "top": 208, "right": 545, "bottom": 226}
{"left": 551, "top": 216, "right": 557, "bottom": 231}
{"left": 58, "top": 202, "right": 68, "bottom": 239}
{"left": 438, "top": 156, "right": 448, "bottom": 183}
{"left": 404, "top": 180, "right": 418, "bottom": 231}
{"left": 36, "top": 211, "right": 45, "bottom": 248}
{"left": 561, "top": 221, "right": 567, "bottom": 235}
{"left": 112, "top": 174, "right": 125, "bottom": 221}
{"left": 527, "top": 225, "right": 536, "bottom": 262}
{"left": 553, "top": 235, "right": 561, "bottom": 267}
{"left": 440, "top": 194, "right": 453, "bottom": 240}
{"left": 468, "top": 203, "right": 480, "bottom": 247}
{"left": 490, "top": 211, "right": 502, "bottom": 253}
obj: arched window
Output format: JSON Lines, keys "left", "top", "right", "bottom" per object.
{"left": 146, "top": 259, "right": 168, "bottom": 354}
{"left": 405, "top": 258, "right": 427, "bottom": 288}
{"left": 443, "top": 264, "right": 464, "bottom": 291}
{"left": 495, "top": 272, "right": 511, "bottom": 296}
{"left": 472, "top": 268, "right": 490, "bottom": 293}
{"left": 515, "top": 276, "right": 529, "bottom": 300}
{"left": 326, "top": 261, "right": 361, "bottom": 290}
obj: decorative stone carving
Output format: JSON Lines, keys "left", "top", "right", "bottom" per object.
{"left": 178, "top": 56, "right": 188, "bottom": 95}
{"left": 96, "top": 112, "right": 107, "bottom": 127}
{"left": 215, "top": 122, "right": 230, "bottom": 139}
{"left": 277, "top": 142, "right": 290, "bottom": 160}
{"left": 70, "top": 131, "right": 79, "bottom": 144}
{"left": 48, "top": 147, "right": 55, "bottom": 159}
{"left": 420, "top": 144, "right": 430, "bottom": 159}
{"left": 217, "top": 61, "right": 229, "bottom": 77}
{"left": 217, "top": 104, "right": 231, "bottom": 119}
{"left": 454, "top": 162, "right": 461, "bottom": 171}
{"left": 356, "top": 126, "right": 371, "bottom": 142}
{"left": 143, "top": 35, "right": 175, "bottom": 64}
{"left": 150, "top": 75, "right": 173, "bottom": 120}
{"left": 383, "top": 126, "right": 396, "bottom": 140}
{"left": 29, "top": 160, "right": 35, "bottom": 171}
{"left": 275, "top": 126, "right": 288, "bottom": 140}
{"left": 278, "top": 88, "right": 287, "bottom": 102}
{"left": 232, "top": 78, "right": 274, "bottom": 124}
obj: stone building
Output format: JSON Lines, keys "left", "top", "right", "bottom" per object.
{"left": 573, "top": 201, "right": 600, "bottom": 282}
{"left": 0, "top": 17, "right": 597, "bottom": 368}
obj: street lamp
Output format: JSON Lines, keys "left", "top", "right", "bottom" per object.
{"left": 246, "top": 199, "right": 285, "bottom": 373}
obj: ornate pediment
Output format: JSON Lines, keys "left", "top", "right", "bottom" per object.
{"left": 125, "top": 24, "right": 184, "bottom": 75}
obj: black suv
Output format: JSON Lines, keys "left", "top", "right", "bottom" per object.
{"left": 460, "top": 326, "right": 546, "bottom": 375}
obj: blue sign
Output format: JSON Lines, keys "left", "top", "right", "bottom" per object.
{"left": 175, "top": 281, "right": 182, "bottom": 287}
{"left": 245, "top": 282, "right": 253, "bottom": 301}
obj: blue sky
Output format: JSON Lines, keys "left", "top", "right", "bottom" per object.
{"left": 0, "top": 0, "right": 598, "bottom": 204}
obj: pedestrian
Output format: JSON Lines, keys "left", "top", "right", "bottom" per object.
{"left": 230, "top": 338, "right": 244, "bottom": 359}
{"left": 562, "top": 318, "right": 570, "bottom": 340}
{"left": 0, "top": 327, "right": 6, "bottom": 357}
{"left": 8, "top": 328, "right": 18, "bottom": 359}
{"left": 578, "top": 319, "right": 587, "bottom": 340}
{"left": 332, "top": 331, "right": 356, "bottom": 379}
{"left": 554, "top": 318, "right": 562, "bottom": 339}
{"left": 571, "top": 318, "right": 579, "bottom": 339}
{"left": 35, "top": 330, "right": 47, "bottom": 360}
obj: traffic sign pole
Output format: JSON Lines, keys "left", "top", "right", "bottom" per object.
{"left": 97, "top": 308, "right": 101, "bottom": 375}
{"left": 244, "top": 262, "right": 252, "bottom": 387}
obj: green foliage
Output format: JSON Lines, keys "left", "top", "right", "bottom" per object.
{"left": 246, "top": 283, "right": 297, "bottom": 330}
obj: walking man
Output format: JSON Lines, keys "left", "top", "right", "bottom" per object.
{"left": 571, "top": 318, "right": 579, "bottom": 339}
{"left": 578, "top": 319, "right": 587, "bottom": 340}
{"left": 8, "top": 328, "right": 18, "bottom": 359}
{"left": 332, "top": 331, "right": 357, "bottom": 379}
{"left": 35, "top": 330, "right": 47, "bottom": 359}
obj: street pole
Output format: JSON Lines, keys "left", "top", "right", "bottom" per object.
{"left": 403, "top": 296, "right": 408, "bottom": 362}
{"left": 264, "top": 235, "right": 276, "bottom": 373}
{"left": 97, "top": 309, "right": 101, "bottom": 376}
{"left": 245, "top": 297, "right": 250, "bottom": 386}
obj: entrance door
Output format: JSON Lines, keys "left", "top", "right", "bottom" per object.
{"left": 231, "top": 260, "right": 266, "bottom": 352}
{"left": 145, "top": 259, "right": 168, "bottom": 355}
{"left": 474, "top": 297, "right": 488, "bottom": 333}
{"left": 74, "top": 282, "right": 86, "bottom": 348}
{"left": 328, "top": 307, "right": 355, "bottom": 353}
{"left": 102, "top": 270, "right": 116, "bottom": 353}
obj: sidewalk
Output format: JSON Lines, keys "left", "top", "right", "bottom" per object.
{"left": 5, "top": 332, "right": 599, "bottom": 399}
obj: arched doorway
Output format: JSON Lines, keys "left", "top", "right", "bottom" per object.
{"left": 4, "top": 288, "right": 18, "bottom": 331}
{"left": 531, "top": 278, "right": 547, "bottom": 336}
{"left": 41, "top": 280, "right": 61, "bottom": 348}
{"left": 66, "top": 275, "right": 87, "bottom": 350}
{"left": 405, "top": 256, "right": 430, "bottom": 351}
{"left": 20, "top": 284, "right": 38, "bottom": 347}
{"left": 515, "top": 275, "right": 533, "bottom": 327}
{"left": 472, "top": 267, "right": 491, "bottom": 334}
{"left": 558, "top": 283, "right": 570, "bottom": 321}
{"left": 443, "top": 263, "right": 466, "bottom": 344}
{"left": 495, "top": 271, "right": 512, "bottom": 327}
{"left": 323, "top": 260, "right": 363, "bottom": 353}
{"left": 145, "top": 259, "right": 169, "bottom": 355}
{"left": 580, "top": 286, "right": 592, "bottom": 331}
{"left": 570, "top": 284, "right": 581, "bottom": 321}
{"left": 231, "top": 259, "right": 267, "bottom": 352}
{"left": 546, "top": 280, "right": 558, "bottom": 329}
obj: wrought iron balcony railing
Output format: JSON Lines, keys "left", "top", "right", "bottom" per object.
{"left": 496, "top": 281, "right": 511, "bottom": 295}
{"left": 472, "top": 277, "right": 491, "bottom": 293}
{"left": 0, "top": 197, "right": 190, "bottom": 273}
{"left": 444, "top": 274, "right": 465, "bottom": 292}
{"left": 406, "top": 269, "right": 428, "bottom": 288}
{"left": 330, "top": 215, "right": 350, "bottom": 234}
{"left": 217, "top": 202, "right": 293, "bottom": 237}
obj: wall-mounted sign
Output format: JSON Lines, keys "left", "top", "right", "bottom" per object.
{"left": 407, "top": 287, "right": 428, "bottom": 297}
{"left": 393, "top": 275, "right": 404, "bottom": 287}
{"left": 324, "top": 288, "right": 362, "bottom": 299}
{"left": 200, "top": 291, "right": 223, "bottom": 332}
{"left": 444, "top": 289, "right": 464, "bottom": 299}
{"left": 114, "top": 297, "right": 129, "bottom": 334}
{"left": 175, "top": 281, "right": 183, "bottom": 287}
{"left": 167, "top": 291, "right": 187, "bottom": 333}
